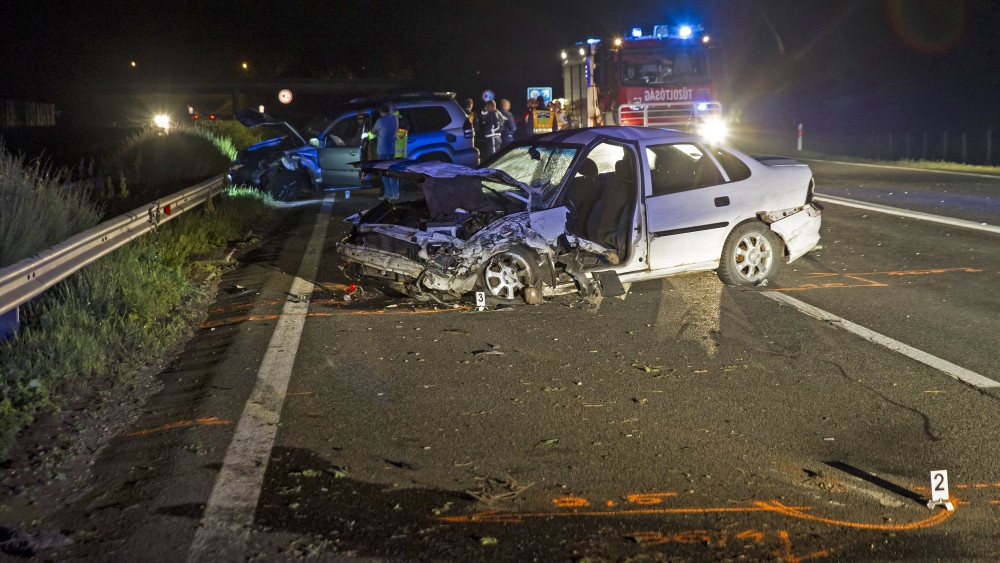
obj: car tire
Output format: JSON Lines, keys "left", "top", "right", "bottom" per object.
{"left": 265, "top": 171, "right": 311, "bottom": 201}
{"left": 717, "top": 221, "right": 783, "bottom": 286}
{"left": 418, "top": 152, "right": 452, "bottom": 163}
{"left": 479, "top": 247, "right": 539, "bottom": 301}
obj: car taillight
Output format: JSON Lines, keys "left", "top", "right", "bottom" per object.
{"left": 463, "top": 115, "right": 473, "bottom": 139}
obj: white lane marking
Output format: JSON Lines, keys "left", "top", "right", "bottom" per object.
{"left": 188, "top": 198, "right": 334, "bottom": 562}
{"left": 762, "top": 291, "right": 1000, "bottom": 389}
{"left": 802, "top": 157, "right": 1000, "bottom": 180}
{"left": 815, "top": 194, "right": 1000, "bottom": 235}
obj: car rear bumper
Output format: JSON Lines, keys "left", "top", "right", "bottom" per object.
{"left": 771, "top": 204, "right": 822, "bottom": 263}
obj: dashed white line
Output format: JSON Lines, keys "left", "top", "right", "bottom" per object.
{"left": 814, "top": 194, "right": 1000, "bottom": 234}
{"left": 187, "top": 198, "right": 334, "bottom": 562}
{"left": 762, "top": 291, "right": 1000, "bottom": 389}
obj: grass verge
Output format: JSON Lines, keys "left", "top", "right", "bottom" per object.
{"left": 0, "top": 145, "right": 102, "bottom": 268}
{"left": 0, "top": 186, "right": 272, "bottom": 459}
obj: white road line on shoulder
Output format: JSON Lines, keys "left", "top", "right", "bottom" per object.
{"left": 814, "top": 194, "right": 1000, "bottom": 234}
{"left": 762, "top": 291, "right": 1000, "bottom": 389}
{"left": 187, "top": 198, "right": 334, "bottom": 562}
{"left": 802, "top": 157, "right": 1000, "bottom": 180}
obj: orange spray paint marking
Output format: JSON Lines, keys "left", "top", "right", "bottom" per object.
{"left": 736, "top": 529, "right": 765, "bottom": 543}
{"left": 773, "top": 267, "right": 981, "bottom": 292}
{"left": 552, "top": 497, "right": 590, "bottom": 508}
{"left": 441, "top": 499, "right": 955, "bottom": 530}
{"left": 628, "top": 492, "right": 678, "bottom": 505}
{"left": 776, "top": 530, "right": 830, "bottom": 563}
{"left": 126, "top": 417, "right": 231, "bottom": 437}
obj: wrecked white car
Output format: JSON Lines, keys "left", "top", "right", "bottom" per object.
{"left": 337, "top": 127, "right": 821, "bottom": 301}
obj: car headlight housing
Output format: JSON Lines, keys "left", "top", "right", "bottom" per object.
{"left": 281, "top": 154, "right": 301, "bottom": 170}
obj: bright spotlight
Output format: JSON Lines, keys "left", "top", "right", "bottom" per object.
{"left": 678, "top": 25, "right": 693, "bottom": 39}
{"left": 153, "top": 114, "right": 170, "bottom": 130}
{"left": 698, "top": 118, "right": 728, "bottom": 145}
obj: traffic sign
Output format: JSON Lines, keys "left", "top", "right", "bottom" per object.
{"left": 278, "top": 89, "right": 293, "bottom": 104}
{"left": 527, "top": 87, "right": 553, "bottom": 104}
{"left": 481, "top": 90, "right": 495, "bottom": 103}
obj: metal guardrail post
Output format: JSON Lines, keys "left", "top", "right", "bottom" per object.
{"left": 0, "top": 175, "right": 227, "bottom": 339}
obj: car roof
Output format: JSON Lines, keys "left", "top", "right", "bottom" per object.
{"left": 333, "top": 91, "right": 458, "bottom": 112}
{"left": 532, "top": 126, "right": 699, "bottom": 145}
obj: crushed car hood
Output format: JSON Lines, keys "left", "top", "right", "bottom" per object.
{"left": 361, "top": 160, "right": 541, "bottom": 215}
{"left": 234, "top": 109, "right": 307, "bottom": 146}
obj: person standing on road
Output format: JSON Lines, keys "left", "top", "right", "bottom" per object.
{"left": 498, "top": 98, "right": 516, "bottom": 147}
{"left": 480, "top": 100, "right": 504, "bottom": 157}
{"left": 529, "top": 95, "right": 554, "bottom": 135}
{"left": 372, "top": 103, "right": 400, "bottom": 200}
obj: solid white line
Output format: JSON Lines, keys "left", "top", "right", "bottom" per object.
{"left": 802, "top": 157, "right": 1000, "bottom": 180}
{"left": 814, "top": 194, "right": 1000, "bottom": 235}
{"left": 188, "top": 198, "right": 334, "bottom": 562}
{"left": 762, "top": 291, "right": 1000, "bottom": 389}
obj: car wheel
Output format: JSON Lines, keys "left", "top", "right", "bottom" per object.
{"left": 418, "top": 152, "right": 451, "bottom": 163}
{"left": 717, "top": 221, "right": 783, "bottom": 286}
{"left": 265, "top": 171, "right": 311, "bottom": 201}
{"left": 480, "top": 247, "right": 539, "bottom": 301}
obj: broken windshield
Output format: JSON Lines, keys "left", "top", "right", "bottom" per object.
{"left": 483, "top": 145, "right": 578, "bottom": 210}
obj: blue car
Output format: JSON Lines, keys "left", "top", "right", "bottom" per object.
{"left": 227, "top": 92, "right": 478, "bottom": 200}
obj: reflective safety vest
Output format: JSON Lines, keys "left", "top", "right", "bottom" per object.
{"left": 532, "top": 109, "right": 555, "bottom": 134}
{"left": 393, "top": 110, "right": 408, "bottom": 158}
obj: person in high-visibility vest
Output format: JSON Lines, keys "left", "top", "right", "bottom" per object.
{"left": 551, "top": 100, "right": 569, "bottom": 131}
{"left": 392, "top": 109, "right": 409, "bottom": 158}
{"left": 530, "top": 100, "right": 556, "bottom": 135}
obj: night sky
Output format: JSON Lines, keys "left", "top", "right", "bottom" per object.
{"left": 2, "top": 0, "right": 998, "bottom": 133}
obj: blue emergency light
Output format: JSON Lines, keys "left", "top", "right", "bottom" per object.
{"left": 631, "top": 27, "right": 642, "bottom": 38}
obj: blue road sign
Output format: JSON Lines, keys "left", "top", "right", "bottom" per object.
{"left": 527, "top": 87, "right": 553, "bottom": 104}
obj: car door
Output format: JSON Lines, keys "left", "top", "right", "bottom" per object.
{"left": 317, "top": 112, "right": 371, "bottom": 187}
{"left": 643, "top": 142, "right": 739, "bottom": 271}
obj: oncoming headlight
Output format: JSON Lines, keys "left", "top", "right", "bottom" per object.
{"left": 281, "top": 154, "right": 301, "bottom": 170}
{"left": 153, "top": 114, "right": 170, "bottom": 130}
{"left": 698, "top": 118, "right": 728, "bottom": 145}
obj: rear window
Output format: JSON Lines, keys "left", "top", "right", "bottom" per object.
{"left": 400, "top": 106, "right": 453, "bottom": 134}
{"left": 709, "top": 146, "right": 752, "bottom": 182}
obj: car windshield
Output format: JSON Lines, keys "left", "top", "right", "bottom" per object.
{"left": 483, "top": 145, "right": 578, "bottom": 210}
{"left": 301, "top": 115, "right": 333, "bottom": 140}
{"left": 621, "top": 47, "right": 710, "bottom": 86}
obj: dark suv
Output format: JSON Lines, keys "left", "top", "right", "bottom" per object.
{"left": 228, "top": 92, "right": 478, "bottom": 200}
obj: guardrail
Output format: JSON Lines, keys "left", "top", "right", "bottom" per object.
{"left": 0, "top": 174, "right": 227, "bottom": 337}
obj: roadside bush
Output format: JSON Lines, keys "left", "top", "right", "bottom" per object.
{"left": 0, "top": 144, "right": 102, "bottom": 267}
{"left": 197, "top": 119, "right": 277, "bottom": 153}
{"left": 0, "top": 187, "right": 271, "bottom": 458}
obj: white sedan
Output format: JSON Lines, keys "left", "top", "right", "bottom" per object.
{"left": 338, "top": 126, "right": 821, "bottom": 301}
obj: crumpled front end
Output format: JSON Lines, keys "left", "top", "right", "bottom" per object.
{"left": 336, "top": 201, "right": 567, "bottom": 296}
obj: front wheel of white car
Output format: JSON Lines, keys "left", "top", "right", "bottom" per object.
{"left": 717, "top": 221, "right": 783, "bottom": 286}
{"left": 480, "top": 248, "right": 539, "bottom": 301}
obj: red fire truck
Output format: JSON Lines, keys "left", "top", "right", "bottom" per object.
{"left": 560, "top": 24, "right": 727, "bottom": 143}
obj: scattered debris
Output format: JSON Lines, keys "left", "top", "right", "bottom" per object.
{"left": 0, "top": 527, "right": 73, "bottom": 557}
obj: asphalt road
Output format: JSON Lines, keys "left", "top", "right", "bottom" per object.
{"left": 12, "top": 161, "right": 1000, "bottom": 561}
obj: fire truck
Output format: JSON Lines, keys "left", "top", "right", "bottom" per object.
{"left": 560, "top": 23, "right": 727, "bottom": 143}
